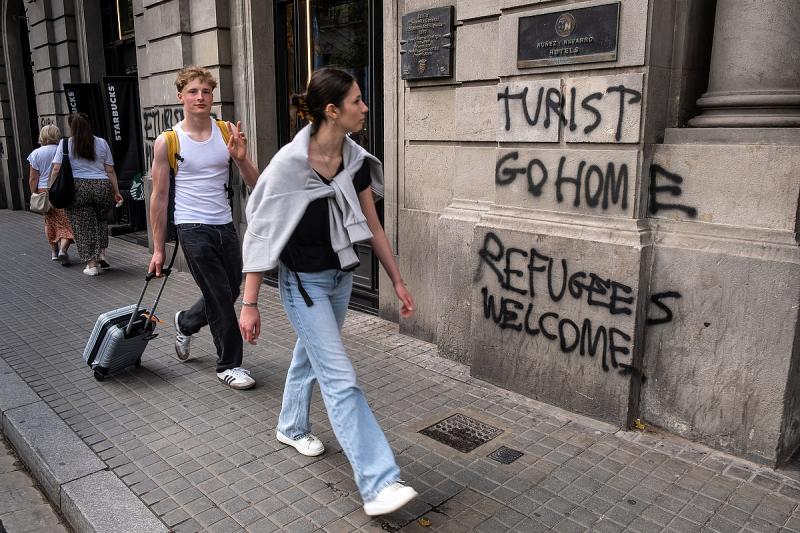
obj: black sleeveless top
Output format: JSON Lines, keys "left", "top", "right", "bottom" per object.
{"left": 280, "top": 160, "right": 371, "bottom": 272}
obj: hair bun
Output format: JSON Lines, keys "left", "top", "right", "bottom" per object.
{"left": 291, "top": 93, "right": 313, "bottom": 123}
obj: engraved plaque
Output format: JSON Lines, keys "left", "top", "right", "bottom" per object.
{"left": 517, "top": 2, "right": 620, "bottom": 68}
{"left": 401, "top": 7, "right": 454, "bottom": 80}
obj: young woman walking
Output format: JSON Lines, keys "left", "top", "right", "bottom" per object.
{"left": 238, "top": 68, "right": 418, "bottom": 516}
{"left": 50, "top": 113, "right": 123, "bottom": 276}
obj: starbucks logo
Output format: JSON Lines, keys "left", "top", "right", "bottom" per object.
{"left": 555, "top": 13, "right": 576, "bottom": 37}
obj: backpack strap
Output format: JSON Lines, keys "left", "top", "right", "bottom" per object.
{"left": 215, "top": 119, "right": 231, "bottom": 145}
{"left": 163, "top": 129, "right": 179, "bottom": 178}
{"left": 215, "top": 119, "right": 235, "bottom": 204}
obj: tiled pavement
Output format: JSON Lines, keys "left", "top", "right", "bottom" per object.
{"left": 2, "top": 208, "right": 800, "bottom": 532}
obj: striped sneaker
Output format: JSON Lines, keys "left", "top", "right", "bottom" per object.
{"left": 217, "top": 367, "right": 255, "bottom": 390}
{"left": 174, "top": 312, "right": 192, "bottom": 361}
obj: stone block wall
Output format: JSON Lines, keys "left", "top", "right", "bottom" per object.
{"left": 390, "top": 0, "right": 800, "bottom": 462}
{"left": 25, "top": 0, "right": 81, "bottom": 131}
{"left": 391, "top": 0, "right": 656, "bottom": 428}
{"left": 134, "top": 0, "right": 234, "bottom": 174}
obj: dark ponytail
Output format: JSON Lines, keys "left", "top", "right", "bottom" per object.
{"left": 68, "top": 113, "right": 96, "bottom": 161}
{"left": 290, "top": 67, "right": 356, "bottom": 130}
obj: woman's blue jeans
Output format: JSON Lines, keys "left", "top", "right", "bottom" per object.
{"left": 277, "top": 264, "right": 400, "bottom": 502}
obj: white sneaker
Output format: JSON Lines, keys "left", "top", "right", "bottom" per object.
{"left": 363, "top": 482, "right": 418, "bottom": 516}
{"left": 217, "top": 367, "right": 255, "bottom": 390}
{"left": 174, "top": 312, "right": 192, "bottom": 361}
{"left": 82, "top": 266, "right": 101, "bottom": 276}
{"left": 276, "top": 430, "right": 325, "bottom": 457}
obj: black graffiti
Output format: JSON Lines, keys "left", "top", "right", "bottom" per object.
{"left": 478, "top": 232, "right": 634, "bottom": 315}
{"left": 497, "top": 86, "right": 543, "bottom": 131}
{"left": 481, "top": 287, "right": 633, "bottom": 374}
{"left": 142, "top": 107, "right": 185, "bottom": 170}
{"left": 606, "top": 85, "right": 642, "bottom": 142}
{"left": 142, "top": 106, "right": 184, "bottom": 142}
{"left": 0, "top": 140, "right": 4, "bottom": 157}
{"left": 496, "top": 152, "right": 629, "bottom": 211}
{"left": 582, "top": 92, "right": 603, "bottom": 135}
{"left": 649, "top": 164, "right": 697, "bottom": 218}
{"left": 39, "top": 117, "right": 54, "bottom": 127}
{"left": 646, "top": 291, "right": 681, "bottom": 326}
{"left": 498, "top": 84, "right": 642, "bottom": 141}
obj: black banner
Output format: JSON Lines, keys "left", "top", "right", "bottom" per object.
{"left": 63, "top": 83, "right": 108, "bottom": 139}
{"left": 101, "top": 76, "right": 144, "bottom": 192}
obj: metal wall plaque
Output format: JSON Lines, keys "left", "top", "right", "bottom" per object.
{"left": 401, "top": 6, "right": 454, "bottom": 80}
{"left": 517, "top": 2, "right": 620, "bottom": 68}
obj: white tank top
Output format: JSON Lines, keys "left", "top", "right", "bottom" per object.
{"left": 173, "top": 119, "right": 232, "bottom": 225}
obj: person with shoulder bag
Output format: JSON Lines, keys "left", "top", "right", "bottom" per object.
{"left": 49, "top": 113, "right": 123, "bottom": 276}
{"left": 27, "top": 124, "right": 74, "bottom": 264}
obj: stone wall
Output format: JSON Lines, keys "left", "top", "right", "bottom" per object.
{"left": 0, "top": 0, "right": 83, "bottom": 209}
{"left": 134, "top": 0, "right": 234, "bottom": 174}
{"left": 392, "top": 0, "right": 656, "bottom": 429}
{"left": 390, "top": 0, "right": 800, "bottom": 464}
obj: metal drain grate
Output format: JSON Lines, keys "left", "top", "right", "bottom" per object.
{"left": 488, "top": 446, "right": 524, "bottom": 464}
{"left": 419, "top": 414, "right": 503, "bottom": 453}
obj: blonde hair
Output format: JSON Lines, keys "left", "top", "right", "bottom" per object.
{"left": 175, "top": 66, "right": 217, "bottom": 92}
{"left": 38, "top": 124, "right": 61, "bottom": 145}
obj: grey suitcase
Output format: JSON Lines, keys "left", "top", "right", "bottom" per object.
{"left": 83, "top": 247, "right": 177, "bottom": 381}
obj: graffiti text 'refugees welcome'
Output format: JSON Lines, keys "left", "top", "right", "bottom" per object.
{"left": 478, "top": 232, "right": 635, "bottom": 375}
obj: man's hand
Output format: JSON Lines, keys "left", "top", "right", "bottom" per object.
{"left": 226, "top": 121, "right": 248, "bottom": 162}
{"left": 239, "top": 306, "right": 261, "bottom": 345}
{"left": 148, "top": 249, "right": 165, "bottom": 277}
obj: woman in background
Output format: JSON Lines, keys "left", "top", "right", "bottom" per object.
{"left": 28, "top": 124, "right": 73, "bottom": 264}
{"left": 50, "top": 113, "right": 123, "bottom": 276}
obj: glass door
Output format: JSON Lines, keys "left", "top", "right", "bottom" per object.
{"left": 274, "top": 0, "right": 383, "bottom": 313}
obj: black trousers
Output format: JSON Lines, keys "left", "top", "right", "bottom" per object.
{"left": 176, "top": 222, "right": 243, "bottom": 372}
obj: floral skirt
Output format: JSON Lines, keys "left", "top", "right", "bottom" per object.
{"left": 39, "top": 189, "right": 74, "bottom": 246}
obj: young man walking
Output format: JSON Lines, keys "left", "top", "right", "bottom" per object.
{"left": 148, "top": 66, "right": 260, "bottom": 389}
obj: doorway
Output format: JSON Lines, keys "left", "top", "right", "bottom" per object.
{"left": 274, "top": 0, "right": 384, "bottom": 313}
{"left": 2, "top": 0, "right": 38, "bottom": 210}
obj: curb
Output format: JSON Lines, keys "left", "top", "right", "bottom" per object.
{"left": 0, "top": 358, "right": 167, "bottom": 533}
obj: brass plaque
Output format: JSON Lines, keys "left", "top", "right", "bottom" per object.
{"left": 401, "top": 7, "right": 455, "bottom": 80}
{"left": 517, "top": 2, "right": 620, "bottom": 68}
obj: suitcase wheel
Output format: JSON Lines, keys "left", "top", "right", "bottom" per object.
{"left": 93, "top": 370, "right": 105, "bottom": 381}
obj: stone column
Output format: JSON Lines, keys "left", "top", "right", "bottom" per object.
{"left": 689, "top": 0, "right": 800, "bottom": 127}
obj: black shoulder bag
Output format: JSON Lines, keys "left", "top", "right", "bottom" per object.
{"left": 49, "top": 138, "right": 75, "bottom": 209}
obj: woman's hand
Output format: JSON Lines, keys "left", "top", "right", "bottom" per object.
{"left": 239, "top": 306, "right": 261, "bottom": 345}
{"left": 114, "top": 192, "right": 124, "bottom": 206}
{"left": 394, "top": 280, "right": 415, "bottom": 318}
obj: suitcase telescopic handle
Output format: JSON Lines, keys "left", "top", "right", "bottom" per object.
{"left": 126, "top": 242, "right": 179, "bottom": 337}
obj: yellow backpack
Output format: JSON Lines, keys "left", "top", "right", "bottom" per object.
{"left": 163, "top": 119, "right": 231, "bottom": 178}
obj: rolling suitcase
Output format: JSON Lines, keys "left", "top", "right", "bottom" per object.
{"left": 83, "top": 246, "right": 177, "bottom": 381}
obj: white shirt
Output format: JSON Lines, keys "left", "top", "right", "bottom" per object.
{"left": 173, "top": 119, "right": 232, "bottom": 225}
{"left": 27, "top": 144, "right": 58, "bottom": 189}
{"left": 53, "top": 137, "right": 114, "bottom": 179}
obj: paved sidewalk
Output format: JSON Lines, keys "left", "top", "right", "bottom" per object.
{"left": 2, "top": 208, "right": 800, "bottom": 533}
{"left": 0, "top": 436, "right": 70, "bottom": 533}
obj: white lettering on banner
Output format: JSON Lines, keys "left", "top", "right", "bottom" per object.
{"left": 107, "top": 84, "right": 122, "bottom": 142}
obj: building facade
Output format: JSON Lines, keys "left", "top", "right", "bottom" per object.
{"left": 2, "top": 0, "right": 799, "bottom": 466}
